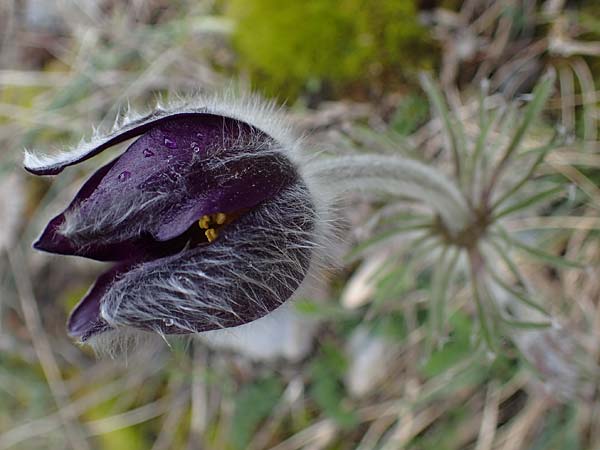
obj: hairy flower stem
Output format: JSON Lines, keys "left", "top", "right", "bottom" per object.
{"left": 311, "top": 155, "right": 471, "bottom": 234}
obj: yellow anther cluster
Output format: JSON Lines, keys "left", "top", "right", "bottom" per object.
{"left": 214, "top": 212, "right": 226, "bottom": 225}
{"left": 198, "top": 215, "right": 211, "bottom": 229}
{"left": 198, "top": 213, "right": 228, "bottom": 243}
{"left": 205, "top": 228, "right": 218, "bottom": 242}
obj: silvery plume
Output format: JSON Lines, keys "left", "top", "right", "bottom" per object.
{"left": 24, "top": 95, "right": 337, "bottom": 350}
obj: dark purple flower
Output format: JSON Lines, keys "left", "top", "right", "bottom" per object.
{"left": 25, "top": 98, "right": 329, "bottom": 344}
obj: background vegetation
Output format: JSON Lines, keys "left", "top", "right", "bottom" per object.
{"left": 0, "top": 0, "right": 599, "bottom": 449}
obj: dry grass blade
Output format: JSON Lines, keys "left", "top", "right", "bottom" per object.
{"left": 495, "top": 396, "right": 553, "bottom": 450}
{"left": 0, "top": 371, "right": 155, "bottom": 449}
{"left": 86, "top": 391, "right": 188, "bottom": 436}
{"left": 267, "top": 419, "right": 337, "bottom": 450}
{"left": 569, "top": 58, "right": 598, "bottom": 143}
{"left": 474, "top": 381, "right": 500, "bottom": 450}
{"left": 547, "top": 158, "right": 600, "bottom": 208}
{"left": 188, "top": 343, "right": 209, "bottom": 448}
{"left": 504, "top": 216, "right": 600, "bottom": 231}
{"left": 6, "top": 246, "right": 91, "bottom": 450}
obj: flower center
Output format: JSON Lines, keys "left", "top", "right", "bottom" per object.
{"left": 197, "top": 212, "right": 229, "bottom": 242}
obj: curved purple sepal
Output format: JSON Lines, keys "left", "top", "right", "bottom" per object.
{"left": 23, "top": 111, "right": 225, "bottom": 175}
{"left": 67, "top": 264, "right": 128, "bottom": 340}
{"left": 73, "top": 183, "right": 316, "bottom": 341}
{"left": 34, "top": 115, "right": 297, "bottom": 261}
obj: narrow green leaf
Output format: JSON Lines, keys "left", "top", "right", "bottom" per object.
{"left": 349, "top": 124, "right": 414, "bottom": 157}
{"left": 468, "top": 255, "right": 500, "bottom": 352}
{"left": 409, "top": 233, "right": 442, "bottom": 260}
{"left": 503, "top": 73, "right": 555, "bottom": 164}
{"left": 487, "top": 236, "right": 532, "bottom": 289}
{"left": 494, "top": 184, "right": 563, "bottom": 219}
{"left": 487, "top": 268, "right": 550, "bottom": 317}
{"left": 346, "top": 222, "right": 432, "bottom": 261}
{"left": 420, "top": 73, "right": 464, "bottom": 182}
{"left": 515, "top": 141, "right": 562, "bottom": 159}
{"left": 491, "top": 136, "right": 560, "bottom": 212}
{"left": 483, "top": 73, "right": 555, "bottom": 201}
{"left": 428, "top": 246, "right": 448, "bottom": 352}
{"left": 428, "top": 247, "right": 460, "bottom": 350}
{"left": 468, "top": 107, "right": 498, "bottom": 197}
{"left": 471, "top": 276, "right": 498, "bottom": 352}
{"left": 376, "top": 210, "right": 434, "bottom": 228}
{"left": 493, "top": 231, "right": 586, "bottom": 269}
{"left": 500, "top": 318, "right": 552, "bottom": 329}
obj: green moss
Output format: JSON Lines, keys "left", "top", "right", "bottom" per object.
{"left": 226, "top": 0, "right": 437, "bottom": 100}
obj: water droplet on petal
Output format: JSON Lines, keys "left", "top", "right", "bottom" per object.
{"left": 191, "top": 142, "right": 201, "bottom": 153}
{"left": 164, "top": 137, "right": 177, "bottom": 149}
{"left": 143, "top": 148, "right": 155, "bottom": 157}
{"left": 164, "top": 318, "right": 175, "bottom": 327}
{"left": 118, "top": 171, "right": 131, "bottom": 182}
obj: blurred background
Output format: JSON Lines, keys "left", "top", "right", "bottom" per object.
{"left": 1, "top": 0, "right": 599, "bottom": 449}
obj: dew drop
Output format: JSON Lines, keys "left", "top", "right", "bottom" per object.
{"left": 191, "top": 141, "right": 201, "bottom": 153}
{"left": 143, "top": 148, "right": 155, "bottom": 157}
{"left": 118, "top": 171, "right": 131, "bottom": 182}
{"left": 163, "top": 137, "right": 177, "bottom": 149}
{"left": 164, "top": 318, "right": 175, "bottom": 327}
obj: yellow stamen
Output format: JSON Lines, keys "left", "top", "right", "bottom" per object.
{"left": 214, "top": 212, "right": 227, "bottom": 225}
{"left": 205, "top": 228, "right": 218, "bottom": 242}
{"left": 198, "top": 215, "right": 211, "bottom": 229}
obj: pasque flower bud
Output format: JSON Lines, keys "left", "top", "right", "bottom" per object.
{"left": 25, "top": 96, "right": 335, "bottom": 346}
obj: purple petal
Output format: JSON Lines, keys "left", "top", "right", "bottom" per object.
{"left": 34, "top": 115, "right": 297, "bottom": 261}
{"left": 33, "top": 157, "right": 189, "bottom": 261}
{"left": 67, "top": 264, "right": 129, "bottom": 339}
{"left": 24, "top": 111, "right": 220, "bottom": 175}
{"left": 75, "top": 183, "right": 316, "bottom": 340}
{"left": 34, "top": 158, "right": 117, "bottom": 257}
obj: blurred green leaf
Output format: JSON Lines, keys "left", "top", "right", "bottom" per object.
{"left": 428, "top": 247, "right": 460, "bottom": 351}
{"left": 294, "top": 299, "right": 353, "bottom": 319}
{"left": 494, "top": 184, "right": 564, "bottom": 219}
{"left": 309, "top": 345, "right": 357, "bottom": 428}
{"left": 230, "top": 377, "right": 284, "bottom": 450}
{"left": 391, "top": 93, "right": 429, "bottom": 136}
{"left": 494, "top": 233, "right": 586, "bottom": 269}
{"left": 370, "top": 311, "right": 408, "bottom": 340}
{"left": 420, "top": 73, "right": 465, "bottom": 181}
{"left": 346, "top": 222, "right": 432, "bottom": 261}
{"left": 421, "top": 313, "right": 472, "bottom": 378}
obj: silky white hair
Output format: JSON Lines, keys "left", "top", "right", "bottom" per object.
{"left": 23, "top": 92, "right": 304, "bottom": 174}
